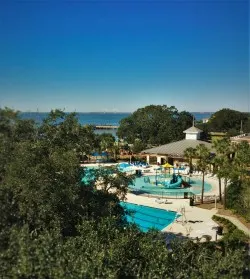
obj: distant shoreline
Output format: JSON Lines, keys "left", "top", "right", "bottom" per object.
{"left": 19, "top": 112, "right": 214, "bottom": 125}
{"left": 19, "top": 111, "right": 132, "bottom": 114}
{"left": 19, "top": 111, "right": 214, "bottom": 114}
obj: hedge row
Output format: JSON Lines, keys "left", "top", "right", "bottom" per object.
{"left": 212, "top": 215, "right": 249, "bottom": 245}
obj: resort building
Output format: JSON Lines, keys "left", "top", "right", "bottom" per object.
{"left": 202, "top": 118, "right": 209, "bottom": 123}
{"left": 230, "top": 133, "right": 250, "bottom": 145}
{"left": 141, "top": 125, "right": 212, "bottom": 166}
{"left": 209, "top": 132, "right": 227, "bottom": 141}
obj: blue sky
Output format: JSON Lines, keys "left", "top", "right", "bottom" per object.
{"left": 0, "top": 0, "right": 249, "bottom": 112}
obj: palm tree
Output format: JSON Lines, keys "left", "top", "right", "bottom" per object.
{"left": 212, "top": 138, "right": 232, "bottom": 208}
{"left": 212, "top": 139, "right": 225, "bottom": 202}
{"left": 231, "top": 141, "right": 250, "bottom": 219}
{"left": 232, "top": 141, "right": 250, "bottom": 182}
{"left": 196, "top": 144, "right": 211, "bottom": 204}
{"left": 184, "top": 147, "right": 197, "bottom": 173}
{"left": 216, "top": 157, "right": 232, "bottom": 209}
{"left": 98, "top": 133, "right": 116, "bottom": 161}
{"left": 111, "top": 140, "right": 120, "bottom": 161}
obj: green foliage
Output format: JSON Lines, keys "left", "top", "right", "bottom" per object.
{"left": 38, "top": 109, "right": 97, "bottom": 156}
{"left": 132, "top": 138, "right": 146, "bottom": 153}
{"left": 208, "top": 108, "right": 249, "bottom": 134}
{"left": 196, "top": 144, "right": 211, "bottom": 203}
{"left": 226, "top": 180, "right": 243, "bottom": 209}
{"left": 212, "top": 138, "right": 234, "bottom": 208}
{"left": 91, "top": 166, "right": 135, "bottom": 199}
{"left": 196, "top": 122, "right": 209, "bottom": 138}
{"left": 96, "top": 132, "right": 116, "bottom": 152}
{"left": 227, "top": 179, "right": 250, "bottom": 222}
{"left": 184, "top": 147, "right": 197, "bottom": 173}
{"left": 212, "top": 215, "right": 249, "bottom": 245}
{"left": 0, "top": 109, "right": 123, "bottom": 235}
{"left": 0, "top": 107, "right": 249, "bottom": 278}
{"left": 232, "top": 141, "right": 250, "bottom": 181}
{"left": 0, "top": 107, "right": 20, "bottom": 138}
{"left": 117, "top": 105, "right": 193, "bottom": 147}
{"left": 95, "top": 132, "right": 118, "bottom": 160}
{"left": 1, "top": 221, "right": 249, "bottom": 279}
{"left": 213, "top": 140, "right": 250, "bottom": 212}
{"left": 184, "top": 144, "right": 213, "bottom": 204}
{"left": 0, "top": 108, "right": 37, "bottom": 182}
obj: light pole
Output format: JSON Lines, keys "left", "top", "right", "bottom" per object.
{"left": 155, "top": 168, "right": 158, "bottom": 186}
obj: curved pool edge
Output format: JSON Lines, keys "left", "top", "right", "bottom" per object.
{"left": 131, "top": 174, "right": 213, "bottom": 196}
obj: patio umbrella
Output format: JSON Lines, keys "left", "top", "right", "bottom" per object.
{"left": 162, "top": 163, "right": 173, "bottom": 175}
{"left": 163, "top": 163, "right": 174, "bottom": 168}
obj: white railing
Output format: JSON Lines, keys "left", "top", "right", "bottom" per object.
{"left": 230, "top": 133, "right": 249, "bottom": 140}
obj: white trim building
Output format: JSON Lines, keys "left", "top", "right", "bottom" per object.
{"left": 141, "top": 125, "right": 213, "bottom": 165}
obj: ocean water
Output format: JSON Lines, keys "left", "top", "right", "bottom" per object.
{"left": 20, "top": 111, "right": 212, "bottom": 126}
{"left": 19, "top": 111, "right": 212, "bottom": 138}
{"left": 192, "top": 112, "right": 213, "bottom": 121}
{"left": 19, "top": 112, "right": 130, "bottom": 126}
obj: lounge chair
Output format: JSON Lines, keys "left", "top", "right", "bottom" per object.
{"left": 164, "top": 200, "right": 173, "bottom": 204}
{"left": 195, "top": 196, "right": 201, "bottom": 202}
{"left": 155, "top": 198, "right": 171, "bottom": 204}
{"left": 155, "top": 198, "right": 164, "bottom": 204}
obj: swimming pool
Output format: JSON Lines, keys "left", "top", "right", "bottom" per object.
{"left": 81, "top": 167, "right": 98, "bottom": 185}
{"left": 120, "top": 202, "right": 179, "bottom": 232}
{"left": 129, "top": 175, "right": 212, "bottom": 197}
{"left": 83, "top": 166, "right": 213, "bottom": 197}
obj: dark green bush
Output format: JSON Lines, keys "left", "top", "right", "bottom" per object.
{"left": 212, "top": 215, "right": 249, "bottom": 244}
{"left": 227, "top": 180, "right": 250, "bottom": 222}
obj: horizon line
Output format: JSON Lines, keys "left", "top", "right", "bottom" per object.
{"left": 19, "top": 111, "right": 215, "bottom": 114}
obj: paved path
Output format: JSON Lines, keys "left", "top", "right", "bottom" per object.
{"left": 126, "top": 193, "right": 250, "bottom": 240}
{"left": 215, "top": 214, "right": 250, "bottom": 237}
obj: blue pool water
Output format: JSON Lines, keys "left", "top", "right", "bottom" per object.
{"left": 83, "top": 167, "right": 213, "bottom": 196}
{"left": 81, "top": 166, "right": 99, "bottom": 184}
{"left": 118, "top": 162, "right": 131, "bottom": 169}
{"left": 120, "top": 202, "right": 179, "bottom": 232}
{"left": 130, "top": 175, "right": 212, "bottom": 196}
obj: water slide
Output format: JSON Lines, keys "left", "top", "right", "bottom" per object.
{"left": 163, "top": 175, "right": 182, "bottom": 189}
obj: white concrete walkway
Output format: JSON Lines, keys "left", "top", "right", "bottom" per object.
{"left": 125, "top": 193, "right": 220, "bottom": 241}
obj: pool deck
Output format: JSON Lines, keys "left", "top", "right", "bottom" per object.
{"left": 125, "top": 192, "right": 220, "bottom": 241}
{"left": 124, "top": 165, "right": 224, "bottom": 241}
{"left": 82, "top": 163, "right": 248, "bottom": 241}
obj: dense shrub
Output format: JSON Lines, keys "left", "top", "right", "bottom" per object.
{"left": 1, "top": 108, "right": 250, "bottom": 278}
{"left": 212, "top": 215, "right": 249, "bottom": 246}
{"left": 227, "top": 180, "right": 250, "bottom": 222}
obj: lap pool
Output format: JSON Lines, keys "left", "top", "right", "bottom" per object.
{"left": 120, "top": 202, "right": 179, "bottom": 232}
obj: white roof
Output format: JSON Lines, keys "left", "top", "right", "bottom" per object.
{"left": 141, "top": 139, "right": 212, "bottom": 157}
{"left": 183, "top": 126, "right": 203, "bottom": 134}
